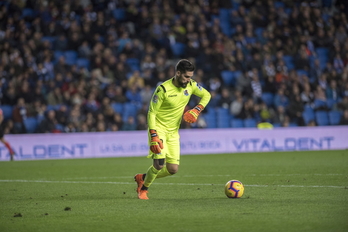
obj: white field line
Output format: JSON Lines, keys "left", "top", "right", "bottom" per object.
{"left": 0, "top": 179, "right": 345, "bottom": 188}
{"left": 63, "top": 173, "right": 344, "bottom": 180}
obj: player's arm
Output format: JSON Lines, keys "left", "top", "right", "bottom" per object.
{"left": 147, "top": 86, "right": 165, "bottom": 153}
{"left": 183, "top": 81, "right": 211, "bottom": 123}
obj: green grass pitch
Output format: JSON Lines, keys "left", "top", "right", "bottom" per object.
{"left": 0, "top": 150, "right": 347, "bottom": 232}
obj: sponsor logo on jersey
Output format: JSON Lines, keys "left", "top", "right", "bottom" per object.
{"left": 196, "top": 83, "right": 202, "bottom": 90}
{"left": 168, "top": 94, "right": 177, "bottom": 97}
{"left": 152, "top": 95, "right": 159, "bottom": 103}
{"left": 183, "top": 90, "right": 189, "bottom": 96}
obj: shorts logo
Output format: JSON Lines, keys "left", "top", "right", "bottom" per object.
{"left": 183, "top": 90, "right": 189, "bottom": 96}
{"left": 152, "top": 95, "right": 159, "bottom": 103}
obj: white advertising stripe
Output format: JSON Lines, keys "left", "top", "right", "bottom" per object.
{"left": 1, "top": 126, "right": 348, "bottom": 161}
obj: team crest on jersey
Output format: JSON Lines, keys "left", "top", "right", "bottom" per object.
{"left": 196, "top": 83, "right": 202, "bottom": 91}
{"left": 152, "top": 95, "right": 159, "bottom": 103}
{"left": 183, "top": 90, "right": 189, "bottom": 96}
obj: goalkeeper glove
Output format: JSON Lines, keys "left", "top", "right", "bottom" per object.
{"left": 183, "top": 104, "right": 204, "bottom": 123}
{"left": 149, "top": 129, "right": 163, "bottom": 154}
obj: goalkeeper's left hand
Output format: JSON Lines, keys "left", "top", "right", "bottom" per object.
{"left": 183, "top": 104, "right": 204, "bottom": 123}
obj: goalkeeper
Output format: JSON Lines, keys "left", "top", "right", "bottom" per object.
{"left": 134, "top": 59, "right": 211, "bottom": 200}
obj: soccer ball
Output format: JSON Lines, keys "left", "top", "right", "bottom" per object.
{"left": 225, "top": 180, "right": 244, "bottom": 198}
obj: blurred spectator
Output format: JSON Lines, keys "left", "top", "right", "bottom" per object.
{"left": 122, "top": 116, "right": 136, "bottom": 131}
{"left": 274, "top": 89, "right": 289, "bottom": 108}
{"left": 126, "top": 85, "right": 142, "bottom": 106}
{"left": 287, "top": 95, "right": 305, "bottom": 126}
{"left": 326, "top": 79, "right": 340, "bottom": 101}
{"left": 217, "top": 88, "right": 232, "bottom": 109}
{"left": 12, "top": 98, "right": 28, "bottom": 134}
{"left": 136, "top": 114, "right": 147, "bottom": 130}
{"left": 230, "top": 91, "right": 243, "bottom": 117}
{"left": 47, "top": 87, "right": 63, "bottom": 106}
{"left": 37, "top": 110, "right": 59, "bottom": 133}
{"left": 339, "top": 110, "right": 348, "bottom": 125}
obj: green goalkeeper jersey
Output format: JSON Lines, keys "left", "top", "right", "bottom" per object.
{"left": 148, "top": 77, "right": 211, "bottom": 132}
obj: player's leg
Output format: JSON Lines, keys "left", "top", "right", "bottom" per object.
{"left": 136, "top": 159, "right": 164, "bottom": 200}
{"left": 136, "top": 130, "right": 167, "bottom": 199}
{"left": 156, "top": 131, "right": 180, "bottom": 178}
{"left": 0, "top": 137, "right": 15, "bottom": 161}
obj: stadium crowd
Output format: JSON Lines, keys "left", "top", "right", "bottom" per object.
{"left": 1, "top": 0, "right": 348, "bottom": 134}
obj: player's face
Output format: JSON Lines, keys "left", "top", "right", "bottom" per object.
{"left": 177, "top": 71, "right": 194, "bottom": 88}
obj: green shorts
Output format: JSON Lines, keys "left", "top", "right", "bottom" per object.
{"left": 147, "top": 130, "right": 180, "bottom": 165}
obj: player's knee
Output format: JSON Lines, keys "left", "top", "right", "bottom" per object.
{"left": 167, "top": 166, "right": 178, "bottom": 175}
{"left": 153, "top": 159, "right": 165, "bottom": 170}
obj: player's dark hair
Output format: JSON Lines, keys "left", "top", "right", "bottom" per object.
{"left": 175, "top": 59, "right": 195, "bottom": 73}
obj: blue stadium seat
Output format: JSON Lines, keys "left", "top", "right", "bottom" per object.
{"left": 326, "top": 99, "right": 336, "bottom": 109}
{"left": 111, "top": 102, "right": 124, "bottom": 113}
{"left": 322, "top": 0, "right": 332, "bottom": 8}
{"left": 216, "top": 107, "right": 230, "bottom": 118}
{"left": 220, "top": 70, "right": 235, "bottom": 86}
{"left": 56, "top": 124, "right": 64, "bottom": 131}
{"left": 54, "top": 51, "right": 64, "bottom": 62}
{"left": 314, "top": 99, "right": 327, "bottom": 110}
{"left": 244, "top": 118, "right": 257, "bottom": 128}
{"left": 245, "top": 36, "right": 256, "bottom": 44}
{"left": 171, "top": 43, "right": 186, "bottom": 57}
{"left": 316, "top": 47, "right": 329, "bottom": 69}
{"left": 261, "top": 92, "right": 274, "bottom": 107}
{"left": 22, "top": 8, "right": 35, "bottom": 18}
{"left": 216, "top": 107, "right": 231, "bottom": 128}
{"left": 203, "top": 112, "right": 217, "bottom": 128}
{"left": 126, "top": 58, "right": 140, "bottom": 66}
{"left": 219, "top": 8, "right": 230, "bottom": 23}
{"left": 64, "top": 50, "right": 78, "bottom": 66}
{"left": 0, "top": 105, "right": 13, "bottom": 120}
{"left": 289, "top": 122, "right": 298, "bottom": 127}
{"left": 23, "top": 117, "right": 38, "bottom": 133}
{"left": 122, "top": 103, "right": 138, "bottom": 121}
{"left": 254, "top": 28, "right": 264, "bottom": 38}
{"left": 126, "top": 58, "right": 141, "bottom": 71}
{"left": 231, "top": 1, "right": 240, "bottom": 10}
{"left": 231, "top": 119, "right": 244, "bottom": 128}
{"left": 302, "top": 110, "right": 315, "bottom": 125}
{"left": 283, "top": 55, "right": 295, "bottom": 70}
{"left": 304, "top": 104, "right": 314, "bottom": 113}
{"left": 41, "top": 36, "right": 57, "bottom": 48}
{"left": 274, "top": 1, "right": 285, "bottom": 9}
{"left": 113, "top": 8, "right": 126, "bottom": 21}
{"left": 220, "top": 21, "right": 233, "bottom": 37}
{"left": 297, "top": 69, "right": 308, "bottom": 77}
{"left": 315, "top": 111, "right": 329, "bottom": 126}
{"left": 316, "top": 47, "right": 329, "bottom": 57}
{"left": 328, "top": 111, "right": 341, "bottom": 125}
{"left": 273, "top": 123, "right": 281, "bottom": 128}
{"left": 217, "top": 119, "right": 231, "bottom": 128}
{"left": 76, "top": 58, "right": 90, "bottom": 70}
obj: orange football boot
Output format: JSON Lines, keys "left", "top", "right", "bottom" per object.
{"left": 138, "top": 190, "right": 149, "bottom": 200}
{"left": 134, "top": 174, "right": 144, "bottom": 193}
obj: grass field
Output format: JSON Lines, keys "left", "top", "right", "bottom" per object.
{"left": 0, "top": 150, "right": 347, "bottom": 232}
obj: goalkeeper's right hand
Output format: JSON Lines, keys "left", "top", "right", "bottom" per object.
{"left": 149, "top": 129, "right": 163, "bottom": 154}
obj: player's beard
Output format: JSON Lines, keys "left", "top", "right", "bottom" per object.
{"left": 177, "top": 75, "right": 188, "bottom": 88}
{"left": 180, "top": 81, "right": 188, "bottom": 88}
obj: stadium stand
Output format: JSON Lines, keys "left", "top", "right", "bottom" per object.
{"left": 0, "top": 0, "right": 347, "bottom": 134}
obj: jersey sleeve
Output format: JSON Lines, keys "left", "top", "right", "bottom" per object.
{"left": 147, "top": 85, "right": 165, "bottom": 130}
{"left": 191, "top": 80, "right": 211, "bottom": 108}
